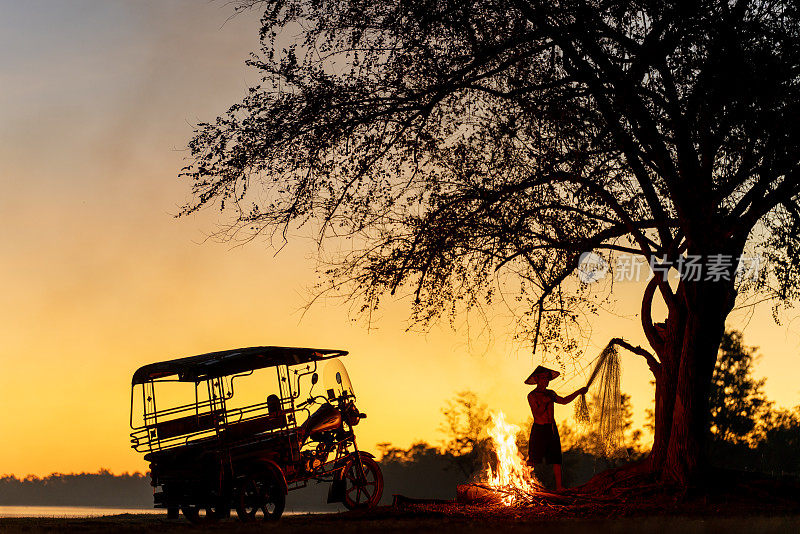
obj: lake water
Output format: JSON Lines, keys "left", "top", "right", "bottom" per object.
{"left": 0, "top": 505, "right": 331, "bottom": 518}
{"left": 0, "top": 506, "right": 163, "bottom": 518}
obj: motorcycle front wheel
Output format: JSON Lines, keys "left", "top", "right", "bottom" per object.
{"left": 339, "top": 453, "right": 383, "bottom": 509}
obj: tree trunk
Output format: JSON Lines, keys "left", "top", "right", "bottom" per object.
{"left": 662, "top": 280, "right": 734, "bottom": 485}
{"left": 642, "top": 273, "right": 736, "bottom": 486}
{"left": 649, "top": 347, "right": 677, "bottom": 470}
{"left": 642, "top": 281, "right": 684, "bottom": 472}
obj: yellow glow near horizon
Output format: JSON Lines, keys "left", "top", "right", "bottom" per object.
{"left": 1, "top": 2, "right": 799, "bottom": 478}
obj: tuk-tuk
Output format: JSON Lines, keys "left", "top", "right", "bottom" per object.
{"left": 129, "top": 346, "right": 382, "bottom": 522}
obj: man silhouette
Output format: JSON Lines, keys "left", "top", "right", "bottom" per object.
{"left": 525, "top": 365, "right": 587, "bottom": 491}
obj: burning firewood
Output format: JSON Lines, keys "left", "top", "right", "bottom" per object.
{"left": 456, "top": 484, "right": 504, "bottom": 506}
{"left": 458, "top": 483, "right": 574, "bottom": 506}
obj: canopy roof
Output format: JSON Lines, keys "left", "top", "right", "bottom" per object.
{"left": 131, "top": 346, "right": 347, "bottom": 385}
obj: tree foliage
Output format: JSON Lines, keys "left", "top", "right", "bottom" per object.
{"left": 184, "top": 0, "right": 800, "bottom": 356}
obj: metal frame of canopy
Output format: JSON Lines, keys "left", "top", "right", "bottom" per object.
{"left": 131, "top": 346, "right": 348, "bottom": 384}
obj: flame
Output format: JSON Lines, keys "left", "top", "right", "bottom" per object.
{"left": 482, "top": 411, "right": 539, "bottom": 505}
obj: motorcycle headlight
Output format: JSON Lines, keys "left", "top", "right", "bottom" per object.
{"left": 344, "top": 403, "right": 361, "bottom": 426}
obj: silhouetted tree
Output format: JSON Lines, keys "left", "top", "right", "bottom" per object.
{"left": 378, "top": 391, "right": 492, "bottom": 478}
{"left": 440, "top": 391, "right": 492, "bottom": 476}
{"left": 182, "top": 0, "right": 800, "bottom": 485}
{"left": 709, "top": 330, "right": 770, "bottom": 445}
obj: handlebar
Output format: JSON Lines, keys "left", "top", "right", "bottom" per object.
{"left": 296, "top": 394, "right": 330, "bottom": 409}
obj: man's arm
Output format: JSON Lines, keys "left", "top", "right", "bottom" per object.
{"left": 552, "top": 387, "right": 589, "bottom": 405}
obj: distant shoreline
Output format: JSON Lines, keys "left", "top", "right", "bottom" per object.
{"left": 0, "top": 505, "right": 331, "bottom": 519}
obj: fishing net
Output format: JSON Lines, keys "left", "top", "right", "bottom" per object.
{"left": 574, "top": 342, "right": 626, "bottom": 458}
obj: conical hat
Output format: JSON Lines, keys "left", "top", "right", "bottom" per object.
{"left": 524, "top": 365, "right": 560, "bottom": 384}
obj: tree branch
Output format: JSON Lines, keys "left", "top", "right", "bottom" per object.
{"left": 610, "top": 337, "right": 661, "bottom": 377}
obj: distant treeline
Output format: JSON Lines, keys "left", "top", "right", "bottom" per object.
{"left": 0, "top": 470, "right": 153, "bottom": 508}
{"left": 0, "top": 465, "right": 459, "bottom": 508}
{"left": 0, "top": 470, "right": 337, "bottom": 509}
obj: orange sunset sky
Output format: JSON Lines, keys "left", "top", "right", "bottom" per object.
{"left": 2, "top": 1, "right": 799, "bottom": 477}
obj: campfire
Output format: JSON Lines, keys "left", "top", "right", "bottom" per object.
{"left": 457, "top": 411, "right": 544, "bottom": 506}
{"left": 483, "top": 412, "right": 541, "bottom": 503}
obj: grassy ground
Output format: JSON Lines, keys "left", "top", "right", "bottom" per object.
{"left": 1, "top": 509, "right": 800, "bottom": 533}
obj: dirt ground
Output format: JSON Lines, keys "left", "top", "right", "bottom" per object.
{"left": 4, "top": 470, "right": 799, "bottom": 533}
{"left": 5, "top": 468, "right": 799, "bottom": 533}
{"left": 2, "top": 507, "right": 800, "bottom": 534}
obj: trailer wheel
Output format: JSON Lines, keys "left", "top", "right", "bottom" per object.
{"left": 180, "top": 502, "right": 224, "bottom": 523}
{"left": 235, "top": 472, "right": 285, "bottom": 522}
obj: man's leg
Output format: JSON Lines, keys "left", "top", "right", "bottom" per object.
{"left": 553, "top": 464, "right": 563, "bottom": 491}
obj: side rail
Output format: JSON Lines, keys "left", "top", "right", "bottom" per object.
{"left": 130, "top": 396, "right": 222, "bottom": 453}
{"left": 131, "top": 396, "right": 297, "bottom": 453}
